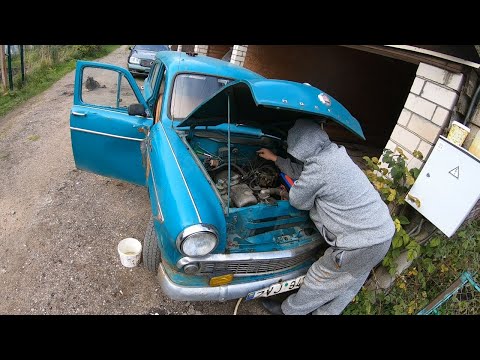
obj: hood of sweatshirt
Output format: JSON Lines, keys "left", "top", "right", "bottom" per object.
{"left": 286, "top": 119, "right": 332, "bottom": 162}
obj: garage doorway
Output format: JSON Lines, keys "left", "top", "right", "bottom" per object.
{"left": 180, "top": 45, "right": 195, "bottom": 53}
{"left": 207, "top": 45, "right": 234, "bottom": 61}
{"left": 243, "top": 45, "right": 418, "bottom": 160}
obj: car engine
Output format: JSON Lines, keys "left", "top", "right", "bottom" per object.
{"left": 204, "top": 153, "right": 290, "bottom": 208}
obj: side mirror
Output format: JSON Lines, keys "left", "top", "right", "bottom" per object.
{"left": 128, "top": 103, "right": 146, "bottom": 117}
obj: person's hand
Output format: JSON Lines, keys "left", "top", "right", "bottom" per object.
{"left": 257, "top": 148, "right": 278, "bottom": 162}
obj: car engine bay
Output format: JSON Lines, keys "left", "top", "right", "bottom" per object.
{"left": 188, "top": 133, "right": 291, "bottom": 208}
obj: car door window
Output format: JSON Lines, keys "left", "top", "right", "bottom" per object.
{"left": 154, "top": 70, "right": 167, "bottom": 124}
{"left": 149, "top": 63, "right": 160, "bottom": 86}
{"left": 81, "top": 67, "right": 140, "bottom": 110}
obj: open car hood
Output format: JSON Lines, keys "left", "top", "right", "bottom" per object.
{"left": 176, "top": 79, "right": 365, "bottom": 140}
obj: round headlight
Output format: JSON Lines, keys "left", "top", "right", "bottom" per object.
{"left": 177, "top": 225, "right": 218, "bottom": 257}
{"left": 129, "top": 56, "right": 140, "bottom": 64}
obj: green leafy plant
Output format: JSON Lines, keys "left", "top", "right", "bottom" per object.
{"left": 363, "top": 147, "right": 424, "bottom": 275}
{"left": 344, "top": 148, "right": 479, "bottom": 315}
{"left": 344, "top": 220, "right": 479, "bottom": 315}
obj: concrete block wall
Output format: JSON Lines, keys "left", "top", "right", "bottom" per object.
{"left": 194, "top": 45, "right": 209, "bottom": 56}
{"left": 230, "top": 45, "right": 248, "bottom": 67}
{"left": 461, "top": 69, "right": 479, "bottom": 150}
{"left": 385, "top": 62, "right": 465, "bottom": 170}
{"left": 465, "top": 105, "right": 480, "bottom": 150}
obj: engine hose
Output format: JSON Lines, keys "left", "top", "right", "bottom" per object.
{"left": 212, "top": 163, "right": 247, "bottom": 177}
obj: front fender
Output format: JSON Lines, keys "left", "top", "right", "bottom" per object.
{"left": 146, "top": 122, "right": 227, "bottom": 267}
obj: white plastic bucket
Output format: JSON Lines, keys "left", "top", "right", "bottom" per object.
{"left": 117, "top": 238, "right": 142, "bottom": 268}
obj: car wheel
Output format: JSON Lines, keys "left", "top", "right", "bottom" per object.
{"left": 143, "top": 216, "right": 161, "bottom": 272}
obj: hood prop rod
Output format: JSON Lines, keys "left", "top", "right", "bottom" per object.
{"left": 227, "top": 92, "right": 231, "bottom": 215}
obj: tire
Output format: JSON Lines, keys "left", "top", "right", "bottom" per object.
{"left": 143, "top": 216, "right": 161, "bottom": 272}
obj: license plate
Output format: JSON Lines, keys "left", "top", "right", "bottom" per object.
{"left": 245, "top": 275, "right": 305, "bottom": 301}
{"left": 140, "top": 60, "right": 153, "bottom": 67}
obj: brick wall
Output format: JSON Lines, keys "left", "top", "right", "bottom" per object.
{"left": 230, "top": 45, "right": 248, "bottom": 67}
{"left": 385, "top": 63, "right": 465, "bottom": 169}
{"left": 194, "top": 45, "right": 209, "bottom": 56}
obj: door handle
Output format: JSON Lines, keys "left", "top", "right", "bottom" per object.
{"left": 72, "top": 111, "right": 87, "bottom": 117}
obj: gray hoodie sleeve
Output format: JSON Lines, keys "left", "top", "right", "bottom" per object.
{"left": 288, "top": 162, "right": 323, "bottom": 211}
{"left": 275, "top": 156, "right": 304, "bottom": 179}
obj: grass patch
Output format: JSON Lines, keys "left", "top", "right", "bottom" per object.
{"left": 0, "top": 121, "right": 14, "bottom": 139}
{"left": 27, "top": 134, "right": 40, "bottom": 141}
{"left": 0, "top": 45, "right": 120, "bottom": 118}
{"left": 344, "top": 219, "right": 480, "bottom": 315}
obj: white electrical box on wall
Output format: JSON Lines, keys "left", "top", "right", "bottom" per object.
{"left": 406, "top": 136, "right": 480, "bottom": 237}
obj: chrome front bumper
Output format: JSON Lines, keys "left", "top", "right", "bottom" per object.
{"left": 128, "top": 63, "right": 151, "bottom": 73}
{"left": 157, "top": 263, "right": 307, "bottom": 302}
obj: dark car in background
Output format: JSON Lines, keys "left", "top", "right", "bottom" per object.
{"left": 127, "top": 45, "right": 169, "bottom": 76}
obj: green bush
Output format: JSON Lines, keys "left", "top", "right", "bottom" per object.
{"left": 343, "top": 146, "right": 480, "bottom": 315}
{"left": 70, "top": 45, "right": 103, "bottom": 58}
{"left": 363, "top": 148, "right": 424, "bottom": 274}
{"left": 344, "top": 220, "right": 479, "bottom": 315}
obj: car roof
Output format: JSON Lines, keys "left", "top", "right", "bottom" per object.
{"left": 135, "top": 45, "right": 169, "bottom": 49}
{"left": 156, "top": 51, "right": 264, "bottom": 80}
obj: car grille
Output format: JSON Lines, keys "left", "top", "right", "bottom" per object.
{"left": 140, "top": 59, "right": 154, "bottom": 67}
{"left": 197, "top": 250, "right": 315, "bottom": 276}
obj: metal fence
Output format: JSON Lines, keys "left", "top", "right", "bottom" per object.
{"left": 0, "top": 45, "right": 102, "bottom": 92}
{"left": 418, "top": 272, "right": 480, "bottom": 315}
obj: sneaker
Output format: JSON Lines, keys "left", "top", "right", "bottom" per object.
{"left": 261, "top": 298, "right": 284, "bottom": 315}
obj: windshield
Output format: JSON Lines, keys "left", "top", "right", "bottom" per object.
{"left": 135, "top": 45, "right": 169, "bottom": 52}
{"left": 170, "top": 74, "right": 232, "bottom": 120}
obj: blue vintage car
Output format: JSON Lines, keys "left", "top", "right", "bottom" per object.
{"left": 69, "top": 51, "right": 365, "bottom": 301}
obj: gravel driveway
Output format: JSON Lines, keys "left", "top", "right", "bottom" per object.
{"left": 0, "top": 46, "right": 267, "bottom": 315}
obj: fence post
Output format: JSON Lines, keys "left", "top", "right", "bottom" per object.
{"left": 0, "top": 45, "right": 7, "bottom": 91}
{"left": 20, "top": 45, "right": 25, "bottom": 83}
{"left": 7, "top": 45, "right": 13, "bottom": 91}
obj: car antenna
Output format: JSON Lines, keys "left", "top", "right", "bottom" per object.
{"left": 226, "top": 91, "right": 232, "bottom": 215}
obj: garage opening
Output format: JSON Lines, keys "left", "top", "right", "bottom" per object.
{"left": 180, "top": 45, "right": 195, "bottom": 53}
{"left": 207, "top": 45, "right": 234, "bottom": 61}
{"left": 243, "top": 45, "right": 418, "bottom": 163}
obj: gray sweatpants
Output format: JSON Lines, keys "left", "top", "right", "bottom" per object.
{"left": 282, "top": 240, "right": 391, "bottom": 315}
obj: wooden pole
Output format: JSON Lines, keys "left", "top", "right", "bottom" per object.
{"left": 7, "top": 45, "right": 13, "bottom": 91}
{"left": 20, "top": 45, "right": 25, "bottom": 83}
{"left": 0, "top": 45, "right": 7, "bottom": 91}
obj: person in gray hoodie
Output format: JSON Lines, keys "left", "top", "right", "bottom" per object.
{"left": 257, "top": 119, "right": 395, "bottom": 315}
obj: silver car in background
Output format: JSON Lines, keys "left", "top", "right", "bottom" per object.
{"left": 127, "top": 45, "right": 169, "bottom": 76}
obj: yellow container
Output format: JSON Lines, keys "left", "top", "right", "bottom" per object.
{"left": 468, "top": 130, "right": 480, "bottom": 158}
{"left": 447, "top": 121, "right": 470, "bottom": 147}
